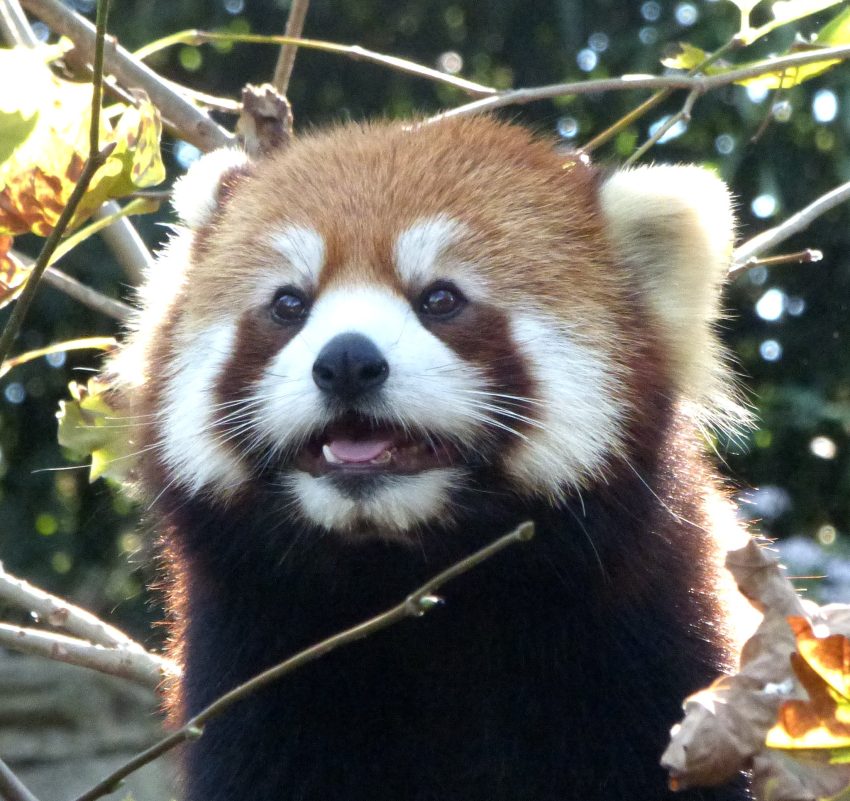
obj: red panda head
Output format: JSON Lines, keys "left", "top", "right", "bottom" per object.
{"left": 111, "top": 116, "right": 737, "bottom": 540}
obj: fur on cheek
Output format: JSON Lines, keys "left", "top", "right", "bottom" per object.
{"left": 500, "top": 313, "right": 627, "bottom": 498}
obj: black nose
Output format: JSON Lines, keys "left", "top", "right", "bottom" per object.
{"left": 312, "top": 333, "right": 389, "bottom": 399}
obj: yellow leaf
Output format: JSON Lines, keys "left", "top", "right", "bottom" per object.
{"left": 0, "top": 45, "right": 165, "bottom": 239}
{"left": 56, "top": 378, "right": 139, "bottom": 484}
{"left": 660, "top": 42, "right": 710, "bottom": 70}
{"left": 0, "top": 236, "right": 29, "bottom": 308}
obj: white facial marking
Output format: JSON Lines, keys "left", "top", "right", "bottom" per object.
{"left": 252, "top": 285, "right": 487, "bottom": 453}
{"left": 250, "top": 285, "right": 489, "bottom": 530}
{"left": 394, "top": 215, "right": 466, "bottom": 287}
{"left": 269, "top": 225, "right": 326, "bottom": 287}
{"left": 160, "top": 322, "right": 248, "bottom": 495}
{"left": 504, "top": 314, "right": 626, "bottom": 498}
{"left": 288, "top": 468, "right": 464, "bottom": 535}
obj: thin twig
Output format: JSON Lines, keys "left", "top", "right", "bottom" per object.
{"left": 731, "top": 179, "right": 850, "bottom": 272}
{"left": 624, "top": 87, "right": 701, "bottom": 165}
{"left": 0, "top": 0, "right": 113, "bottom": 367}
{"left": 135, "top": 30, "right": 497, "bottom": 98}
{"left": 431, "top": 43, "right": 850, "bottom": 120}
{"left": 20, "top": 0, "right": 232, "bottom": 151}
{"left": 0, "top": 757, "right": 41, "bottom": 801}
{"left": 10, "top": 250, "right": 133, "bottom": 321}
{"left": 0, "top": 624, "right": 173, "bottom": 688}
{"left": 0, "top": 0, "right": 36, "bottom": 46}
{"left": 71, "top": 521, "right": 534, "bottom": 801}
{"left": 0, "top": 562, "right": 143, "bottom": 649}
{"left": 43, "top": 267, "right": 133, "bottom": 320}
{"left": 93, "top": 203, "right": 151, "bottom": 285}
{"left": 272, "top": 0, "right": 309, "bottom": 95}
{"left": 732, "top": 248, "right": 823, "bottom": 273}
{"left": 582, "top": 37, "right": 739, "bottom": 154}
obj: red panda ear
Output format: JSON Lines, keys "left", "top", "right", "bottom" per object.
{"left": 171, "top": 149, "right": 253, "bottom": 230}
{"left": 599, "top": 165, "right": 736, "bottom": 414}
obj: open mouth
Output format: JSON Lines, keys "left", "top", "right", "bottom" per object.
{"left": 294, "top": 413, "right": 457, "bottom": 476}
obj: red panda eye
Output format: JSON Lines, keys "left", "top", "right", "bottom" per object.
{"left": 419, "top": 282, "right": 466, "bottom": 318}
{"left": 271, "top": 287, "right": 309, "bottom": 323}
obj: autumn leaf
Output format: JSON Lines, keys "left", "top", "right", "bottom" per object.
{"left": 56, "top": 378, "right": 140, "bottom": 484}
{"left": 663, "top": 539, "right": 850, "bottom": 800}
{"left": 0, "top": 45, "right": 165, "bottom": 239}
{"left": 0, "top": 235, "right": 29, "bottom": 307}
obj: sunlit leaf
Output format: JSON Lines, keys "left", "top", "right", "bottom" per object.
{"left": 0, "top": 236, "right": 29, "bottom": 308}
{"left": 56, "top": 378, "right": 138, "bottom": 483}
{"left": 815, "top": 4, "right": 850, "bottom": 44}
{"left": 0, "top": 337, "right": 115, "bottom": 379}
{"left": 0, "top": 45, "right": 165, "bottom": 240}
{"left": 661, "top": 42, "right": 710, "bottom": 70}
{"left": 740, "top": 0, "right": 843, "bottom": 44}
{"left": 49, "top": 197, "right": 160, "bottom": 266}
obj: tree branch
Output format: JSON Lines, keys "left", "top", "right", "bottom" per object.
{"left": 9, "top": 250, "right": 133, "bottom": 321}
{"left": 625, "top": 87, "right": 701, "bottom": 166}
{"left": 93, "top": 203, "right": 151, "bottom": 285}
{"left": 20, "top": 0, "right": 233, "bottom": 151}
{"left": 0, "top": 0, "right": 36, "bottom": 46}
{"left": 0, "top": 757, "right": 41, "bottom": 801}
{"left": 135, "top": 30, "right": 497, "bottom": 98}
{"left": 70, "top": 521, "right": 534, "bottom": 801}
{"left": 0, "top": 562, "right": 142, "bottom": 650}
{"left": 0, "top": 624, "right": 172, "bottom": 688}
{"left": 431, "top": 43, "right": 850, "bottom": 120}
{"left": 731, "top": 179, "right": 850, "bottom": 273}
{"left": 272, "top": 0, "right": 309, "bottom": 96}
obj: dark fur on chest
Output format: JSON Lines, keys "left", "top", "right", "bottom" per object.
{"left": 153, "top": 416, "right": 746, "bottom": 801}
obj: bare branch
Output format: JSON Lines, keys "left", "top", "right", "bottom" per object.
{"left": 0, "top": 757, "right": 41, "bottom": 801}
{"left": 0, "top": 624, "right": 172, "bottom": 688}
{"left": 20, "top": 0, "right": 233, "bottom": 151}
{"left": 71, "top": 522, "right": 534, "bottom": 801}
{"left": 135, "top": 30, "right": 497, "bottom": 98}
{"left": 738, "top": 249, "right": 823, "bottom": 269}
{"left": 732, "top": 179, "right": 850, "bottom": 272}
{"left": 272, "top": 0, "right": 310, "bottom": 96}
{"left": 43, "top": 266, "right": 133, "bottom": 320}
{"left": 625, "top": 87, "right": 701, "bottom": 165}
{"left": 9, "top": 249, "right": 133, "bottom": 321}
{"left": 0, "top": 0, "right": 36, "bottom": 46}
{"left": 0, "top": 562, "right": 142, "bottom": 650}
{"left": 432, "top": 43, "right": 850, "bottom": 120}
{"left": 93, "top": 203, "right": 151, "bottom": 284}
{"left": 582, "top": 37, "right": 739, "bottom": 154}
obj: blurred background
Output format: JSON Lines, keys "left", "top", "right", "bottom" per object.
{"left": 2, "top": 0, "right": 849, "bottom": 646}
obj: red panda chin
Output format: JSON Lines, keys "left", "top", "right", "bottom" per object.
{"left": 293, "top": 413, "right": 460, "bottom": 476}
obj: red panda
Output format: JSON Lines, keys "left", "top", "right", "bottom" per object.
{"left": 107, "top": 116, "right": 750, "bottom": 801}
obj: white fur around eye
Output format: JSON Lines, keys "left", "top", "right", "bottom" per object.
{"left": 250, "top": 286, "right": 488, "bottom": 454}
{"left": 269, "top": 225, "right": 326, "bottom": 287}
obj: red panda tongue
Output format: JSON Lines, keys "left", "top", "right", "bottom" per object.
{"left": 327, "top": 437, "right": 394, "bottom": 463}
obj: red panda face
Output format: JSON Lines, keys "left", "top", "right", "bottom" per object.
{"left": 114, "top": 117, "right": 735, "bottom": 540}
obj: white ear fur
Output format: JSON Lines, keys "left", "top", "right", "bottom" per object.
{"left": 171, "top": 148, "right": 251, "bottom": 229}
{"left": 600, "top": 165, "right": 736, "bottom": 414}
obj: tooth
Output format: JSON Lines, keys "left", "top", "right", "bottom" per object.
{"left": 322, "top": 444, "right": 343, "bottom": 464}
{"left": 371, "top": 451, "right": 392, "bottom": 465}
